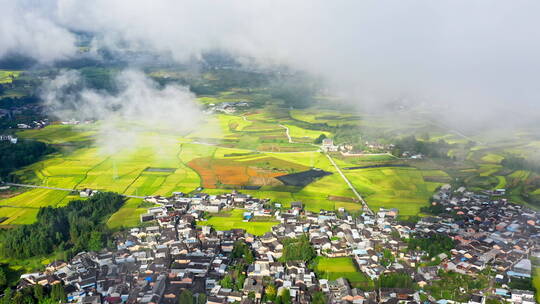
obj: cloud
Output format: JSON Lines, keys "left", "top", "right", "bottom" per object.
{"left": 42, "top": 69, "right": 203, "bottom": 154}
{"left": 0, "top": 0, "right": 78, "bottom": 62}
{"left": 5, "top": 0, "right": 540, "bottom": 130}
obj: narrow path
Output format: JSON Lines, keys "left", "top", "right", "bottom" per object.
{"left": 324, "top": 153, "right": 374, "bottom": 215}
{"left": 279, "top": 124, "right": 293, "bottom": 143}
{"left": 190, "top": 140, "right": 318, "bottom": 154}
{"left": 4, "top": 183, "right": 146, "bottom": 199}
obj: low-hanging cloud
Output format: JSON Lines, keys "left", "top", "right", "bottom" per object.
{"left": 42, "top": 70, "right": 203, "bottom": 154}
{"left": 5, "top": 0, "right": 540, "bottom": 131}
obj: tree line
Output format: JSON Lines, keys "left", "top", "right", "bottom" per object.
{"left": 501, "top": 155, "right": 540, "bottom": 174}
{"left": 0, "top": 140, "right": 53, "bottom": 180}
{"left": 1, "top": 283, "right": 65, "bottom": 304}
{"left": 0, "top": 192, "right": 124, "bottom": 259}
{"left": 392, "top": 136, "right": 453, "bottom": 159}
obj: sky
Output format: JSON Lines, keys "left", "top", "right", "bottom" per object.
{"left": 2, "top": 0, "right": 540, "bottom": 132}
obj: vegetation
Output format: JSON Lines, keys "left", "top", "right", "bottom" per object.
{"left": 502, "top": 155, "right": 540, "bottom": 174}
{"left": 280, "top": 235, "right": 316, "bottom": 262}
{"left": 0, "top": 192, "right": 124, "bottom": 259}
{"left": 197, "top": 209, "right": 278, "bottom": 235}
{"left": 178, "top": 289, "right": 194, "bottom": 304}
{"left": 407, "top": 233, "right": 455, "bottom": 258}
{"left": 424, "top": 271, "right": 489, "bottom": 302}
{"left": 0, "top": 140, "right": 52, "bottom": 180}
{"left": 392, "top": 136, "right": 453, "bottom": 159}
{"left": 0, "top": 282, "right": 65, "bottom": 304}
{"left": 314, "top": 257, "right": 374, "bottom": 290}
{"left": 377, "top": 272, "right": 415, "bottom": 289}
{"left": 314, "top": 133, "right": 327, "bottom": 144}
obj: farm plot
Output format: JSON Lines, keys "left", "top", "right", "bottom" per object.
{"left": 0, "top": 189, "right": 70, "bottom": 225}
{"left": 314, "top": 257, "right": 371, "bottom": 288}
{"left": 187, "top": 155, "right": 306, "bottom": 189}
{"left": 197, "top": 209, "right": 278, "bottom": 235}
{"left": 345, "top": 167, "right": 441, "bottom": 216}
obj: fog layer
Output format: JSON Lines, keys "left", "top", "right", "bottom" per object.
{"left": 3, "top": 0, "right": 540, "bottom": 128}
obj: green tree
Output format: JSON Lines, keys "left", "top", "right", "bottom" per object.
{"left": 220, "top": 275, "right": 234, "bottom": 289}
{"left": 381, "top": 249, "right": 395, "bottom": 267}
{"left": 0, "top": 268, "right": 7, "bottom": 287}
{"left": 33, "top": 284, "right": 44, "bottom": 301}
{"left": 178, "top": 289, "right": 194, "bottom": 304}
{"left": 2, "top": 288, "right": 12, "bottom": 304}
{"left": 280, "top": 288, "right": 292, "bottom": 304}
{"left": 236, "top": 273, "right": 246, "bottom": 290}
{"left": 50, "top": 283, "right": 65, "bottom": 302}
{"left": 314, "top": 134, "right": 327, "bottom": 144}
{"left": 197, "top": 293, "right": 206, "bottom": 304}
{"left": 265, "top": 284, "right": 277, "bottom": 301}
{"left": 88, "top": 231, "right": 103, "bottom": 251}
{"left": 312, "top": 291, "right": 327, "bottom": 304}
{"left": 281, "top": 235, "right": 315, "bottom": 262}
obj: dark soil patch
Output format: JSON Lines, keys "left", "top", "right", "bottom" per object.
{"left": 144, "top": 167, "right": 176, "bottom": 173}
{"left": 276, "top": 169, "right": 332, "bottom": 187}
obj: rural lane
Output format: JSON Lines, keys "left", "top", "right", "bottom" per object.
{"left": 324, "top": 153, "right": 374, "bottom": 215}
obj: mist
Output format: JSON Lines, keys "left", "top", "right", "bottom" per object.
{"left": 42, "top": 70, "right": 203, "bottom": 154}
{"left": 4, "top": 0, "right": 540, "bottom": 133}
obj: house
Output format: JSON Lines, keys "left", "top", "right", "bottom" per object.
{"left": 322, "top": 138, "right": 338, "bottom": 152}
{"left": 510, "top": 290, "right": 535, "bottom": 304}
{"left": 508, "top": 259, "right": 532, "bottom": 279}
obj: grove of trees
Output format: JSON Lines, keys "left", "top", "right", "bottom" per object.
{"left": 0, "top": 192, "right": 124, "bottom": 259}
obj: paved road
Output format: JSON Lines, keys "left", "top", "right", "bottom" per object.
{"left": 324, "top": 153, "right": 374, "bottom": 215}
{"left": 5, "top": 183, "right": 147, "bottom": 199}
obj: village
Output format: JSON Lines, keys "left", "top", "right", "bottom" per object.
{"left": 17, "top": 185, "right": 539, "bottom": 304}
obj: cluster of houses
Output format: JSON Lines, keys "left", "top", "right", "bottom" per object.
{"left": 16, "top": 187, "right": 539, "bottom": 304}
{"left": 321, "top": 139, "right": 395, "bottom": 157}
{"left": 207, "top": 102, "right": 250, "bottom": 114}
{"left": 16, "top": 119, "right": 48, "bottom": 129}
{"left": 420, "top": 185, "right": 540, "bottom": 296}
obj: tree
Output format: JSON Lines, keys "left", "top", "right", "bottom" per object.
{"left": 280, "top": 288, "right": 292, "bottom": 304}
{"left": 312, "top": 291, "right": 327, "bottom": 304}
{"left": 314, "top": 134, "right": 327, "bottom": 144}
{"left": 0, "top": 268, "right": 7, "bottom": 288}
{"left": 236, "top": 273, "right": 246, "bottom": 291}
{"left": 220, "top": 275, "right": 234, "bottom": 289}
{"left": 196, "top": 293, "right": 206, "bottom": 304}
{"left": 381, "top": 249, "right": 395, "bottom": 267}
{"left": 407, "top": 233, "right": 455, "bottom": 258}
{"left": 378, "top": 272, "right": 414, "bottom": 289}
{"left": 265, "top": 284, "right": 277, "bottom": 301}
{"left": 88, "top": 231, "right": 103, "bottom": 251}
{"left": 178, "top": 289, "right": 194, "bottom": 304}
{"left": 2, "top": 288, "right": 12, "bottom": 304}
{"left": 281, "top": 235, "right": 315, "bottom": 262}
{"left": 33, "top": 284, "right": 44, "bottom": 301}
{"left": 50, "top": 283, "right": 65, "bottom": 302}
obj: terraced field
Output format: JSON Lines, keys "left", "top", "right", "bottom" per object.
{"left": 345, "top": 167, "right": 442, "bottom": 216}
{"left": 10, "top": 100, "right": 522, "bottom": 228}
